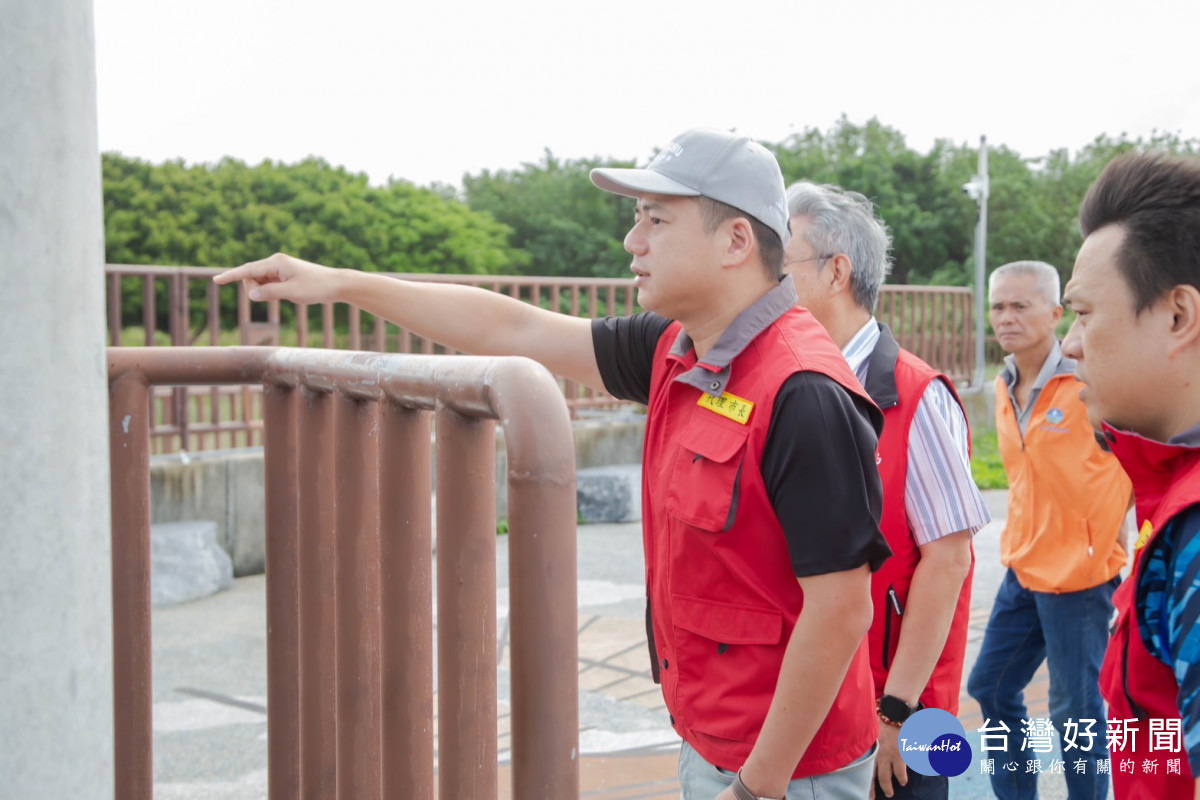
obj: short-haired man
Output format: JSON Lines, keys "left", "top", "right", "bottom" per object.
{"left": 216, "top": 129, "right": 892, "bottom": 800}
{"left": 785, "top": 182, "right": 989, "bottom": 799}
{"left": 968, "top": 260, "right": 1132, "bottom": 800}
{"left": 1061, "top": 153, "right": 1200, "bottom": 799}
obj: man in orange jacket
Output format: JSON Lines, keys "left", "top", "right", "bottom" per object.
{"left": 967, "top": 260, "right": 1132, "bottom": 800}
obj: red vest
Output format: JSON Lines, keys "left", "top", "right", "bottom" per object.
{"left": 866, "top": 337, "right": 974, "bottom": 715}
{"left": 642, "top": 306, "right": 879, "bottom": 777}
{"left": 1100, "top": 425, "right": 1200, "bottom": 799}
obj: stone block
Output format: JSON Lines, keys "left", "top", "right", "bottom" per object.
{"left": 151, "top": 520, "right": 234, "bottom": 607}
{"left": 576, "top": 464, "right": 641, "bottom": 524}
{"left": 225, "top": 451, "right": 266, "bottom": 576}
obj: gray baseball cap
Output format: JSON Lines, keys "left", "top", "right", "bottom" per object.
{"left": 590, "top": 128, "right": 790, "bottom": 245}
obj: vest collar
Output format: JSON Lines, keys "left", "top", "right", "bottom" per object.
{"left": 1102, "top": 421, "right": 1200, "bottom": 526}
{"left": 862, "top": 322, "right": 901, "bottom": 411}
{"left": 669, "top": 276, "right": 798, "bottom": 396}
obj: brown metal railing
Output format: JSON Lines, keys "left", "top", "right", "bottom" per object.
{"left": 108, "top": 347, "right": 579, "bottom": 799}
{"left": 106, "top": 264, "right": 979, "bottom": 452}
{"left": 106, "top": 265, "right": 640, "bottom": 452}
{"left": 876, "top": 284, "right": 976, "bottom": 386}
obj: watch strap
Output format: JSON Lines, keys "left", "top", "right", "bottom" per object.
{"left": 732, "top": 768, "right": 779, "bottom": 800}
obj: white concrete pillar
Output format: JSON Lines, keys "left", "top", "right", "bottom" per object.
{"left": 0, "top": 0, "right": 114, "bottom": 796}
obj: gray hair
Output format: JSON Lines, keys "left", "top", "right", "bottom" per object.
{"left": 785, "top": 182, "right": 893, "bottom": 312}
{"left": 988, "top": 261, "right": 1061, "bottom": 307}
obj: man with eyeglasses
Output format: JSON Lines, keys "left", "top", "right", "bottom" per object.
{"left": 784, "top": 182, "right": 989, "bottom": 800}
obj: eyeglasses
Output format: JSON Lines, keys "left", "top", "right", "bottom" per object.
{"left": 784, "top": 254, "right": 835, "bottom": 268}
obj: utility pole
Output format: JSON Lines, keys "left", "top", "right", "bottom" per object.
{"left": 0, "top": 0, "right": 113, "bottom": 795}
{"left": 963, "top": 136, "right": 990, "bottom": 388}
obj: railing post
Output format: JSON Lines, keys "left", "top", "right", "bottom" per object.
{"left": 322, "top": 302, "right": 335, "bottom": 349}
{"left": 372, "top": 315, "right": 387, "bottom": 353}
{"left": 436, "top": 408, "right": 498, "bottom": 799}
{"left": 297, "top": 387, "right": 338, "bottom": 798}
{"left": 142, "top": 276, "right": 156, "bottom": 344}
{"left": 208, "top": 280, "right": 220, "bottom": 346}
{"left": 492, "top": 360, "right": 580, "bottom": 798}
{"left": 334, "top": 395, "right": 383, "bottom": 800}
{"left": 263, "top": 381, "right": 300, "bottom": 800}
{"left": 297, "top": 303, "right": 309, "bottom": 348}
{"left": 173, "top": 311, "right": 190, "bottom": 454}
{"left": 109, "top": 369, "right": 153, "bottom": 800}
{"left": 349, "top": 307, "right": 362, "bottom": 351}
{"left": 379, "top": 402, "right": 434, "bottom": 798}
{"left": 238, "top": 285, "right": 251, "bottom": 346}
{"left": 109, "top": 272, "right": 123, "bottom": 345}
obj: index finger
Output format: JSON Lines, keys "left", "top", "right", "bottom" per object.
{"left": 213, "top": 259, "right": 273, "bottom": 285}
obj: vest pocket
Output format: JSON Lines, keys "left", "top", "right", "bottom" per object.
{"left": 670, "top": 593, "right": 784, "bottom": 740}
{"left": 665, "top": 417, "right": 750, "bottom": 532}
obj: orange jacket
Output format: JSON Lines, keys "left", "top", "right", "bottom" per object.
{"left": 995, "top": 372, "right": 1130, "bottom": 592}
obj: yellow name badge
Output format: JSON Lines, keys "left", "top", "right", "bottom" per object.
{"left": 1135, "top": 519, "right": 1154, "bottom": 551}
{"left": 698, "top": 391, "right": 754, "bottom": 424}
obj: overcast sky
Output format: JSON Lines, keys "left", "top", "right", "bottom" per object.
{"left": 92, "top": 0, "right": 1200, "bottom": 189}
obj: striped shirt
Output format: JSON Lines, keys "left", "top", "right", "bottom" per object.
{"left": 1136, "top": 502, "right": 1200, "bottom": 776}
{"left": 843, "top": 319, "right": 990, "bottom": 546}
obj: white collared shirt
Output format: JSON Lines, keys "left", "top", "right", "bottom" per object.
{"left": 843, "top": 319, "right": 990, "bottom": 546}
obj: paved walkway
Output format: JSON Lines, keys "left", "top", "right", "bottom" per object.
{"left": 150, "top": 490, "right": 1083, "bottom": 798}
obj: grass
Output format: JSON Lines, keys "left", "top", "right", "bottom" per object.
{"left": 970, "top": 428, "right": 1008, "bottom": 490}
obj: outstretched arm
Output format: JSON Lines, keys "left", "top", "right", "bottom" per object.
{"left": 214, "top": 253, "right": 605, "bottom": 391}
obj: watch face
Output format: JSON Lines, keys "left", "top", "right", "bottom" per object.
{"left": 879, "top": 695, "right": 914, "bottom": 722}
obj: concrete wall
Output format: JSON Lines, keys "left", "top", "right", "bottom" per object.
{"left": 149, "top": 382, "right": 998, "bottom": 575}
{"left": 0, "top": 0, "right": 114, "bottom": 794}
{"left": 150, "top": 413, "right": 648, "bottom": 575}
{"left": 958, "top": 381, "right": 997, "bottom": 435}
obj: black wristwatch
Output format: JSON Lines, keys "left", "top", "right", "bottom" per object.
{"left": 877, "top": 694, "right": 922, "bottom": 726}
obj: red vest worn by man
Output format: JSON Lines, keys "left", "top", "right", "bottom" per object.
{"left": 1100, "top": 425, "right": 1199, "bottom": 799}
{"left": 642, "top": 305, "right": 879, "bottom": 778}
{"left": 865, "top": 326, "right": 974, "bottom": 714}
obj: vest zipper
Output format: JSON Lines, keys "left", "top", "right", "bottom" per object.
{"left": 721, "top": 455, "right": 744, "bottom": 532}
{"left": 883, "top": 586, "right": 903, "bottom": 669}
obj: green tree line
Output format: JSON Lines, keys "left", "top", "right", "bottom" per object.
{"left": 104, "top": 117, "right": 1199, "bottom": 329}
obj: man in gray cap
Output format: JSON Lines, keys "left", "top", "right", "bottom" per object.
{"left": 216, "top": 128, "right": 890, "bottom": 800}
